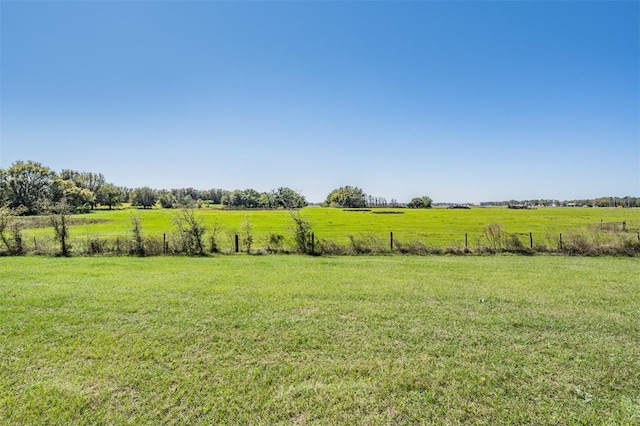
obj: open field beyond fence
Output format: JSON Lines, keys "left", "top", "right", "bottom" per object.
{"left": 8, "top": 206, "right": 640, "bottom": 256}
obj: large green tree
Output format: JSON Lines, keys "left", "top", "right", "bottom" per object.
{"left": 97, "top": 183, "right": 125, "bottom": 210}
{"left": 130, "top": 187, "right": 158, "bottom": 209}
{"left": 60, "top": 170, "right": 105, "bottom": 209}
{"left": 407, "top": 196, "right": 433, "bottom": 209}
{"left": 222, "top": 189, "right": 261, "bottom": 208}
{"left": 325, "top": 186, "right": 366, "bottom": 208}
{"left": 273, "top": 187, "right": 307, "bottom": 209}
{"left": 53, "top": 178, "right": 95, "bottom": 212}
{"left": 1, "top": 160, "right": 57, "bottom": 215}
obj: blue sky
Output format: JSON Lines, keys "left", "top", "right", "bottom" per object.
{"left": 1, "top": 1, "right": 638, "bottom": 203}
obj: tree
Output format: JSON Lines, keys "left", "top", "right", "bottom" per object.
{"left": 130, "top": 215, "right": 145, "bottom": 256}
{"left": 158, "top": 190, "right": 179, "bottom": 209}
{"left": 222, "top": 189, "right": 261, "bottom": 208}
{"left": 97, "top": 183, "right": 124, "bottom": 210}
{"left": 173, "top": 209, "right": 206, "bottom": 255}
{"left": 130, "top": 187, "right": 158, "bottom": 209}
{"left": 324, "top": 186, "right": 366, "bottom": 208}
{"left": 289, "top": 211, "right": 314, "bottom": 254}
{"left": 202, "top": 188, "right": 227, "bottom": 204}
{"left": 221, "top": 188, "right": 306, "bottom": 209}
{"left": 59, "top": 170, "right": 105, "bottom": 209}
{"left": 53, "top": 178, "right": 95, "bottom": 213}
{"left": 1, "top": 160, "right": 56, "bottom": 215}
{"left": 273, "top": 187, "right": 307, "bottom": 209}
{"left": 259, "top": 192, "right": 277, "bottom": 209}
{"left": 0, "top": 207, "right": 24, "bottom": 255}
{"left": 48, "top": 200, "right": 72, "bottom": 256}
{"left": 407, "top": 196, "right": 433, "bottom": 209}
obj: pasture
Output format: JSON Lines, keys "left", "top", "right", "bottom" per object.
{"left": 1, "top": 256, "right": 638, "bottom": 424}
{"left": 14, "top": 206, "right": 640, "bottom": 254}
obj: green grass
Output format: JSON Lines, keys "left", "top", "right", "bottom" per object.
{"left": 1, "top": 256, "right": 639, "bottom": 424}
{"left": 18, "top": 206, "right": 640, "bottom": 252}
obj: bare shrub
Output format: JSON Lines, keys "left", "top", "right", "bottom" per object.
{"left": 444, "top": 246, "right": 467, "bottom": 255}
{"left": 49, "top": 201, "right": 72, "bottom": 257}
{"left": 618, "top": 237, "right": 640, "bottom": 256}
{"left": 348, "top": 234, "right": 386, "bottom": 254}
{"left": 241, "top": 218, "right": 253, "bottom": 253}
{"left": 32, "top": 235, "right": 56, "bottom": 255}
{"left": 208, "top": 221, "right": 223, "bottom": 253}
{"left": 504, "top": 233, "right": 533, "bottom": 254}
{"left": 0, "top": 208, "right": 24, "bottom": 255}
{"left": 562, "top": 231, "right": 599, "bottom": 256}
{"left": 85, "top": 238, "right": 107, "bottom": 255}
{"left": 484, "top": 223, "right": 504, "bottom": 251}
{"left": 394, "top": 240, "right": 430, "bottom": 255}
{"left": 266, "top": 233, "right": 285, "bottom": 253}
{"left": 533, "top": 244, "right": 550, "bottom": 253}
{"left": 226, "top": 230, "right": 238, "bottom": 253}
{"left": 143, "top": 236, "right": 165, "bottom": 256}
{"left": 317, "top": 239, "right": 347, "bottom": 255}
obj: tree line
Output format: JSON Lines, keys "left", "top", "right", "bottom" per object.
{"left": 0, "top": 160, "right": 437, "bottom": 215}
{"left": 479, "top": 196, "right": 640, "bottom": 208}
{"left": 3, "top": 160, "right": 635, "bottom": 214}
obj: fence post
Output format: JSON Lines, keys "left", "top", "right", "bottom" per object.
{"left": 163, "top": 233, "right": 166, "bottom": 254}
{"left": 622, "top": 221, "right": 626, "bottom": 231}
{"left": 116, "top": 237, "right": 120, "bottom": 254}
{"left": 559, "top": 233, "right": 563, "bottom": 250}
{"left": 529, "top": 232, "right": 533, "bottom": 249}
{"left": 235, "top": 234, "right": 239, "bottom": 253}
{"left": 465, "top": 233, "right": 468, "bottom": 249}
{"left": 390, "top": 231, "right": 393, "bottom": 252}
{"left": 33, "top": 237, "right": 37, "bottom": 251}
{"left": 311, "top": 233, "right": 315, "bottom": 255}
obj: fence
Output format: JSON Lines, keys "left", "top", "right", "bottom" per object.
{"left": 11, "top": 226, "right": 640, "bottom": 257}
{"left": 600, "top": 220, "right": 627, "bottom": 231}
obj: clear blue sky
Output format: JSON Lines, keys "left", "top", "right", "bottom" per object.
{"left": 1, "top": 1, "right": 638, "bottom": 203}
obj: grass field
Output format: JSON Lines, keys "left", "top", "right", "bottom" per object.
{"left": 1, "top": 256, "right": 639, "bottom": 424}
{"left": 16, "top": 206, "right": 640, "bottom": 254}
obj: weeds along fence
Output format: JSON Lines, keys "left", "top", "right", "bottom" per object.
{"left": 5, "top": 225, "right": 640, "bottom": 257}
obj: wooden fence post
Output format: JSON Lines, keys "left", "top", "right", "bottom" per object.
{"left": 529, "top": 232, "right": 533, "bottom": 249}
{"left": 33, "top": 237, "right": 37, "bottom": 251}
{"left": 235, "top": 234, "right": 239, "bottom": 253}
{"left": 311, "top": 233, "right": 315, "bottom": 255}
{"left": 116, "top": 237, "right": 120, "bottom": 254}
{"left": 559, "top": 233, "right": 563, "bottom": 250}
{"left": 465, "top": 233, "right": 468, "bottom": 249}
{"left": 163, "top": 233, "right": 166, "bottom": 254}
{"left": 390, "top": 231, "right": 393, "bottom": 252}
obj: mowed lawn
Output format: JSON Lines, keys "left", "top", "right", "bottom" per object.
{"left": 1, "top": 256, "right": 639, "bottom": 424}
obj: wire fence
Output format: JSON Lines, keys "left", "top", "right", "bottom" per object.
{"left": 10, "top": 226, "right": 640, "bottom": 257}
